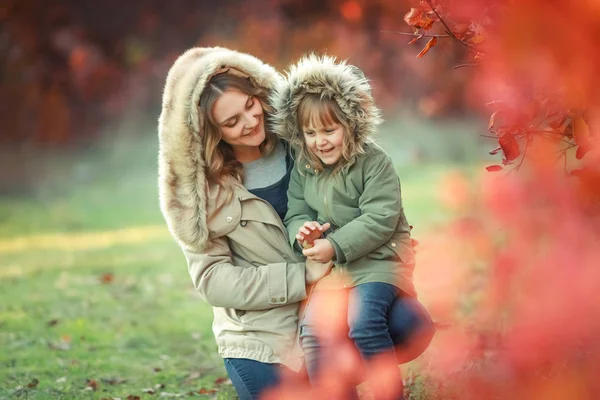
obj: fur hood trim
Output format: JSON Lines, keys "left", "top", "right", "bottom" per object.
{"left": 270, "top": 54, "right": 383, "bottom": 153}
{"left": 158, "top": 47, "right": 281, "bottom": 251}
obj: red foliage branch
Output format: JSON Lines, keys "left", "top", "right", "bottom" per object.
{"left": 398, "top": 0, "right": 600, "bottom": 178}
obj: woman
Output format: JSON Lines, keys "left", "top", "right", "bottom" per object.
{"left": 158, "top": 47, "right": 433, "bottom": 400}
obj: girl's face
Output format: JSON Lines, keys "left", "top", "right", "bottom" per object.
{"left": 212, "top": 89, "right": 266, "bottom": 151}
{"left": 302, "top": 122, "right": 345, "bottom": 165}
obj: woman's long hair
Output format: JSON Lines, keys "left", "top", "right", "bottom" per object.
{"left": 198, "top": 73, "right": 278, "bottom": 185}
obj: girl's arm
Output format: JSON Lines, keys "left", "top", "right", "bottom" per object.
{"left": 183, "top": 237, "right": 307, "bottom": 310}
{"left": 284, "top": 166, "right": 319, "bottom": 249}
{"left": 327, "top": 154, "right": 404, "bottom": 263}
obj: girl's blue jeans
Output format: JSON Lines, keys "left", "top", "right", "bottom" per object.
{"left": 224, "top": 283, "right": 434, "bottom": 399}
{"left": 300, "top": 282, "right": 434, "bottom": 397}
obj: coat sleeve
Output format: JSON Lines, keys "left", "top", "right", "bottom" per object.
{"left": 284, "top": 167, "right": 319, "bottom": 249}
{"left": 183, "top": 237, "right": 308, "bottom": 310}
{"left": 327, "top": 154, "right": 402, "bottom": 263}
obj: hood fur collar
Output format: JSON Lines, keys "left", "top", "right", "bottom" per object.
{"left": 270, "top": 54, "right": 382, "bottom": 154}
{"left": 158, "top": 47, "right": 281, "bottom": 251}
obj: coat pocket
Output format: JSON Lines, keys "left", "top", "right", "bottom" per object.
{"left": 368, "top": 233, "right": 415, "bottom": 264}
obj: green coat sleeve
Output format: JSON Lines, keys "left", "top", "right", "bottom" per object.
{"left": 183, "top": 238, "right": 307, "bottom": 311}
{"left": 327, "top": 155, "right": 402, "bottom": 263}
{"left": 284, "top": 167, "right": 318, "bottom": 249}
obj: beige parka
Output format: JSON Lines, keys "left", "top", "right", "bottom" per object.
{"left": 158, "top": 47, "right": 308, "bottom": 371}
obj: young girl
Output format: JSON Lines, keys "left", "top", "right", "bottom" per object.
{"left": 271, "top": 54, "right": 417, "bottom": 393}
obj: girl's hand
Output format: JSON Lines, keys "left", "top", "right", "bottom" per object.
{"left": 296, "top": 221, "right": 331, "bottom": 248}
{"left": 303, "top": 239, "right": 335, "bottom": 263}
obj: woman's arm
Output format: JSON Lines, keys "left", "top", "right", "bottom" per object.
{"left": 184, "top": 237, "right": 308, "bottom": 310}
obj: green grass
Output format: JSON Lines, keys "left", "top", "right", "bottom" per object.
{"left": 0, "top": 138, "right": 477, "bottom": 398}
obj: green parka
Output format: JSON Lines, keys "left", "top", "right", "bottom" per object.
{"left": 271, "top": 55, "right": 416, "bottom": 297}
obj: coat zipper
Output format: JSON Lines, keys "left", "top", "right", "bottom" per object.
{"left": 321, "top": 176, "right": 346, "bottom": 288}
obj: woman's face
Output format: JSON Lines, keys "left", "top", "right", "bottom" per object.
{"left": 212, "top": 89, "right": 266, "bottom": 151}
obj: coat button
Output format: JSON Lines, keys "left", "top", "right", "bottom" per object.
{"left": 240, "top": 220, "right": 247, "bottom": 227}
{"left": 391, "top": 242, "right": 397, "bottom": 247}
{"left": 305, "top": 164, "right": 311, "bottom": 169}
{"left": 271, "top": 297, "right": 277, "bottom": 303}
{"left": 279, "top": 297, "right": 285, "bottom": 302}
{"left": 226, "top": 216, "right": 233, "bottom": 223}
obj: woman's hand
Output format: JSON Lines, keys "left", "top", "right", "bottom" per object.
{"left": 296, "top": 221, "right": 331, "bottom": 249}
{"left": 303, "top": 239, "right": 335, "bottom": 263}
{"left": 305, "top": 258, "right": 333, "bottom": 284}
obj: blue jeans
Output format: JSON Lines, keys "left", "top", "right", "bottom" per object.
{"left": 223, "top": 358, "right": 287, "bottom": 400}
{"left": 300, "top": 283, "right": 433, "bottom": 398}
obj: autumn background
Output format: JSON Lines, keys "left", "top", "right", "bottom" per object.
{"left": 2, "top": 0, "right": 600, "bottom": 399}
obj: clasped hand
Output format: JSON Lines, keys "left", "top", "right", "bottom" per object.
{"left": 297, "top": 221, "right": 335, "bottom": 263}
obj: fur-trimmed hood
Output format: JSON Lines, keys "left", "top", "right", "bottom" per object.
{"left": 270, "top": 54, "right": 382, "bottom": 154}
{"left": 158, "top": 47, "right": 281, "bottom": 251}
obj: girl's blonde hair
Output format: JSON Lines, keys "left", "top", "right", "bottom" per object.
{"left": 198, "top": 73, "right": 278, "bottom": 185}
{"left": 297, "top": 93, "right": 362, "bottom": 173}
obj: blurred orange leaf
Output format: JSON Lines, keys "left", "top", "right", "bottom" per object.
{"left": 573, "top": 116, "right": 592, "bottom": 159}
{"left": 99, "top": 273, "right": 114, "bottom": 284}
{"left": 86, "top": 379, "right": 98, "bottom": 391}
{"left": 499, "top": 133, "right": 520, "bottom": 163}
{"left": 486, "top": 165, "right": 503, "bottom": 172}
{"left": 26, "top": 378, "right": 39, "bottom": 389}
{"left": 404, "top": 8, "right": 435, "bottom": 30}
{"left": 488, "top": 111, "right": 498, "bottom": 131}
{"left": 417, "top": 37, "right": 438, "bottom": 58}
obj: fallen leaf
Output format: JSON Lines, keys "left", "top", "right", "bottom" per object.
{"left": 126, "top": 396, "right": 141, "bottom": 400}
{"left": 155, "top": 383, "right": 166, "bottom": 389}
{"left": 56, "top": 376, "right": 67, "bottom": 383}
{"left": 47, "top": 319, "right": 59, "bottom": 327}
{"left": 100, "top": 273, "right": 114, "bottom": 284}
{"left": 142, "top": 388, "right": 156, "bottom": 394}
{"left": 86, "top": 379, "right": 98, "bottom": 391}
{"left": 214, "top": 376, "right": 229, "bottom": 385}
{"left": 153, "top": 367, "right": 162, "bottom": 373}
{"left": 101, "top": 377, "right": 128, "bottom": 385}
{"left": 27, "top": 378, "right": 39, "bottom": 389}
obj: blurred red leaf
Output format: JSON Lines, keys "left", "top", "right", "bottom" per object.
{"left": 486, "top": 165, "right": 503, "bottom": 172}
{"left": 214, "top": 376, "right": 229, "bottom": 385}
{"left": 86, "top": 379, "right": 98, "bottom": 391}
{"left": 573, "top": 116, "right": 592, "bottom": 159}
{"left": 417, "top": 37, "right": 438, "bottom": 58}
{"left": 407, "top": 36, "right": 421, "bottom": 45}
{"left": 99, "top": 273, "right": 114, "bottom": 284}
{"left": 499, "top": 133, "right": 520, "bottom": 163}
{"left": 404, "top": 8, "right": 435, "bottom": 30}
{"left": 26, "top": 378, "right": 39, "bottom": 389}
